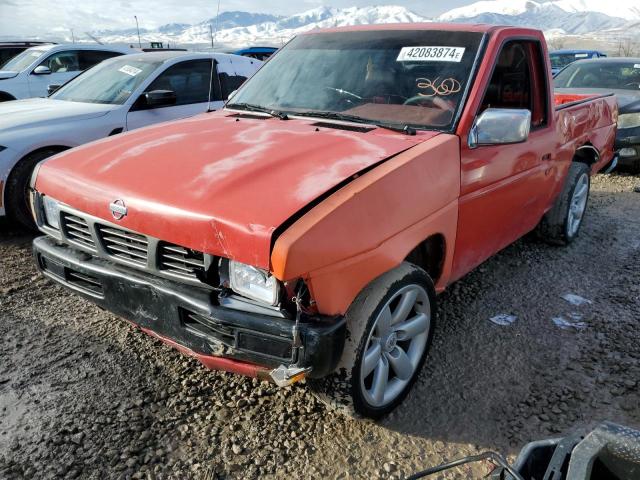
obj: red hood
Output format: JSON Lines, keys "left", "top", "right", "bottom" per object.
{"left": 36, "top": 111, "right": 437, "bottom": 269}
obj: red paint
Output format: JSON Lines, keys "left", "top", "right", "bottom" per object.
{"left": 35, "top": 25, "right": 617, "bottom": 320}
{"left": 140, "top": 326, "right": 272, "bottom": 379}
{"left": 36, "top": 112, "right": 425, "bottom": 269}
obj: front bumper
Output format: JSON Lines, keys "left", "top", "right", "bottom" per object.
{"left": 615, "top": 127, "right": 640, "bottom": 168}
{"left": 33, "top": 236, "right": 346, "bottom": 379}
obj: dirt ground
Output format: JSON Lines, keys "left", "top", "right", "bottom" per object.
{"left": 1, "top": 173, "right": 639, "bottom": 480}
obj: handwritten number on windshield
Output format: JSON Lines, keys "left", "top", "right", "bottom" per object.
{"left": 416, "top": 77, "right": 462, "bottom": 97}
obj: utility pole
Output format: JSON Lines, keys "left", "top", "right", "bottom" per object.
{"left": 71, "top": 29, "right": 75, "bottom": 43}
{"left": 134, "top": 15, "right": 142, "bottom": 48}
{"left": 212, "top": 0, "right": 221, "bottom": 50}
{"left": 209, "top": 24, "right": 214, "bottom": 49}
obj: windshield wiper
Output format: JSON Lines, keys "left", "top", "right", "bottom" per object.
{"left": 226, "top": 102, "right": 289, "bottom": 120}
{"left": 294, "top": 111, "right": 416, "bottom": 135}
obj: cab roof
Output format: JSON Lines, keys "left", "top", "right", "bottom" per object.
{"left": 302, "top": 23, "right": 540, "bottom": 36}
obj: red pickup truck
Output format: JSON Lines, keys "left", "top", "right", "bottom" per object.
{"left": 31, "top": 24, "right": 617, "bottom": 418}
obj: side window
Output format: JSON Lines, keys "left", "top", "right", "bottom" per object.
{"left": 479, "top": 40, "right": 548, "bottom": 128}
{"left": 144, "top": 59, "right": 212, "bottom": 106}
{"left": 79, "top": 50, "right": 123, "bottom": 70}
{"left": 39, "top": 50, "right": 80, "bottom": 73}
{"left": 218, "top": 71, "right": 248, "bottom": 100}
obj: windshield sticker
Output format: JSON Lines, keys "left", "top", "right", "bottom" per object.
{"left": 575, "top": 53, "right": 590, "bottom": 58}
{"left": 397, "top": 46, "right": 465, "bottom": 63}
{"left": 118, "top": 65, "right": 143, "bottom": 77}
{"left": 416, "top": 77, "right": 462, "bottom": 97}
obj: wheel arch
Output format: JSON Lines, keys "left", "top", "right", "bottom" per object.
{"left": 404, "top": 233, "right": 447, "bottom": 285}
{"left": 4, "top": 145, "right": 71, "bottom": 205}
{"left": 0, "top": 91, "right": 17, "bottom": 101}
{"left": 573, "top": 143, "right": 600, "bottom": 166}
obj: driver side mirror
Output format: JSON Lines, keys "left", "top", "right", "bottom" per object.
{"left": 144, "top": 89, "right": 177, "bottom": 107}
{"left": 32, "top": 65, "right": 51, "bottom": 75}
{"left": 47, "top": 84, "right": 62, "bottom": 95}
{"left": 469, "top": 108, "right": 531, "bottom": 148}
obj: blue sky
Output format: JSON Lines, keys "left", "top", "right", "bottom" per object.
{"left": 0, "top": 0, "right": 473, "bottom": 37}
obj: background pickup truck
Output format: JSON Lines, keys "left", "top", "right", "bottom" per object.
{"left": 31, "top": 24, "right": 617, "bottom": 419}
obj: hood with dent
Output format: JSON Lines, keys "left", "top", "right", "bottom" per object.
{"left": 0, "top": 71, "right": 19, "bottom": 80}
{"left": 36, "top": 111, "right": 437, "bottom": 269}
{"left": 0, "top": 98, "right": 115, "bottom": 134}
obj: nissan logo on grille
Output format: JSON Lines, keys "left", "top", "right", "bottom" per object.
{"left": 109, "top": 199, "right": 127, "bottom": 220}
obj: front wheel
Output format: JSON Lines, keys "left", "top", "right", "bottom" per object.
{"left": 310, "top": 263, "right": 436, "bottom": 419}
{"left": 6, "top": 149, "right": 60, "bottom": 230}
{"left": 536, "top": 162, "right": 591, "bottom": 245}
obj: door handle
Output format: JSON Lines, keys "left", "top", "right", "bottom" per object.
{"left": 541, "top": 153, "right": 552, "bottom": 161}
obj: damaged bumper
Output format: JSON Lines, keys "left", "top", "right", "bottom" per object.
{"left": 33, "top": 236, "right": 346, "bottom": 381}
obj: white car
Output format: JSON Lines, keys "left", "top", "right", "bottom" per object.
{"left": 0, "top": 43, "right": 133, "bottom": 101}
{"left": 0, "top": 51, "right": 262, "bottom": 228}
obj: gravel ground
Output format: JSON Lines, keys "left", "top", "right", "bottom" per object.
{"left": 1, "top": 173, "right": 639, "bottom": 479}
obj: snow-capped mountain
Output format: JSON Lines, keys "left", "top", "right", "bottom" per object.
{"left": 438, "top": 1, "right": 631, "bottom": 34}
{"left": 93, "top": 6, "right": 428, "bottom": 48}
{"left": 30, "top": 3, "right": 639, "bottom": 49}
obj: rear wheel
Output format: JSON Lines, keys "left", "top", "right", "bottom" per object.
{"left": 537, "top": 162, "right": 590, "bottom": 245}
{"left": 6, "top": 149, "right": 61, "bottom": 230}
{"left": 309, "top": 263, "right": 436, "bottom": 419}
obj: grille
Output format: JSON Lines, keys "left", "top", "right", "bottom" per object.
{"left": 97, "top": 225, "right": 148, "bottom": 266}
{"left": 62, "top": 214, "right": 96, "bottom": 251}
{"left": 159, "top": 243, "right": 206, "bottom": 279}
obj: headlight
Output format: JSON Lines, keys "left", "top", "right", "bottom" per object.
{"left": 42, "top": 195, "right": 61, "bottom": 230}
{"left": 618, "top": 113, "right": 640, "bottom": 129}
{"left": 229, "top": 260, "right": 279, "bottom": 305}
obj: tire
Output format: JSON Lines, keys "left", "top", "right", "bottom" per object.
{"left": 309, "top": 263, "right": 436, "bottom": 419}
{"left": 536, "top": 162, "right": 590, "bottom": 246}
{"left": 6, "top": 149, "right": 60, "bottom": 230}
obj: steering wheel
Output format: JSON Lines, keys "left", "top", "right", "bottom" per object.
{"left": 403, "top": 95, "right": 449, "bottom": 110}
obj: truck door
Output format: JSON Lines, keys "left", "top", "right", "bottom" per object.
{"left": 452, "top": 39, "right": 556, "bottom": 280}
{"left": 126, "top": 59, "right": 214, "bottom": 131}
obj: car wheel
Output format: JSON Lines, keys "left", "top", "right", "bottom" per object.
{"left": 536, "top": 162, "right": 590, "bottom": 246}
{"left": 309, "top": 263, "right": 436, "bottom": 419}
{"left": 6, "top": 149, "right": 61, "bottom": 230}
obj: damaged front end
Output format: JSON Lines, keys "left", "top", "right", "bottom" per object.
{"left": 31, "top": 196, "right": 346, "bottom": 385}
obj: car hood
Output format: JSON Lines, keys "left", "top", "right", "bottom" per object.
{"left": 0, "top": 70, "right": 19, "bottom": 80}
{"left": 555, "top": 87, "right": 640, "bottom": 112}
{"left": 36, "top": 111, "right": 437, "bottom": 269}
{"left": 0, "top": 98, "right": 115, "bottom": 133}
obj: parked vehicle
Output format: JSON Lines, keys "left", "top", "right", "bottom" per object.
{"left": 555, "top": 58, "right": 640, "bottom": 171}
{"left": 0, "top": 41, "right": 55, "bottom": 68}
{"left": 0, "top": 51, "right": 261, "bottom": 228}
{"left": 550, "top": 49, "right": 607, "bottom": 76}
{"left": 31, "top": 24, "right": 616, "bottom": 418}
{"left": 233, "top": 46, "right": 278, "bottom": 61}
{"left": 0, "top": 43, "right": 133, "bottom": 101}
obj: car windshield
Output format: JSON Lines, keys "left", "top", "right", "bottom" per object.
{"left": 227, "top": 30, "right": 484, "bottom": 131}
{"left": 1, "top": 48, "right": 47, "bottom": 71}
{"left": 554, "top": 61, "right": 640, "bottom": 91}
{"left": 51, "top": 57, "right": 164, "bottom": 105}
{"left": 550, "top": 53, "right": 593, "bottom": 69}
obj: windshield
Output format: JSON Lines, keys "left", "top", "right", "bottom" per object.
{"left": 1, "top": 48, "right": 46, "bottom": 71}
{"left": 554, "top": 62, "right": 640, "bottom": 91}
{"left": 51, "top": 57, "right": 163, "bottom": 105}
{"left": 227, "top": 30, "right": 484, "bottom": 130}
{"left": 550, "top": 53, "right": 594, "bottom": 69}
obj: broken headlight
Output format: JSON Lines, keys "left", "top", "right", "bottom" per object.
{"left": 229, "top": 260, "right": 279, "bottom": 306}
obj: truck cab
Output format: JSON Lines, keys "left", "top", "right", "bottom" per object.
{"left": 31, "top": 25, "right": 617, "bottom": 418}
